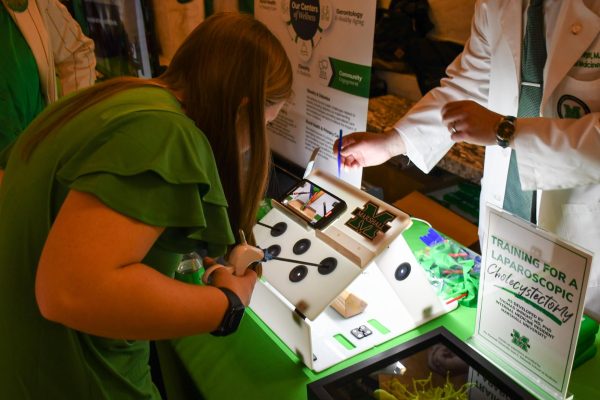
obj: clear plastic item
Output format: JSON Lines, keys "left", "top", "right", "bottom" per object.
{"left": 174, "top": 252, "right": 203, "bottom": 285}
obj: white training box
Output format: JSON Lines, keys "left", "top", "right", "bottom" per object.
{"left": 250, "top": 169, "right": 457, "bottom": 371}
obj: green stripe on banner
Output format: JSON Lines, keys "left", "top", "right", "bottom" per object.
{"left": 328, "top": 58, "right": 371, "bottom": 98}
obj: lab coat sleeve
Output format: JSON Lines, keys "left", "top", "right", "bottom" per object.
{"left": 394, "top": 0, "right": 491, "bottom": 173}
{"left": 38, "top": 0, "right": 96, "bottom": 95}
{"left": 514, "top": 113, "right": 600, "bottom": 190}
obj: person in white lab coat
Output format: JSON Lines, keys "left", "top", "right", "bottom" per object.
{"left": 335, "top": 0, "right": 600, "bottom": 320}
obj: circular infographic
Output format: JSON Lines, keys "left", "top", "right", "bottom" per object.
{"left": 280, "top": 0, "right": 334, "bottom": 62}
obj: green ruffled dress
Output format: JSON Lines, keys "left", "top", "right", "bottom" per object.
{"left": 0, "top": 86, "right": 234, "bottom": 399}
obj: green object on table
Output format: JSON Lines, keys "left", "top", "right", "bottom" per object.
{"left": 414, "top": 235, "right": 480, "bottom": 307}
{"left": 574, "top": 315, "right": 599, "bottom": 368}
{"left": 574, "top": 343, "right": 598, "bottom": 369}
{"left": 173, "top": 253, "right": 202, "bottom": 285}
{"left": 433, "top": 181, "right": 481, "bottom": 220}
{"left": 257, "top": 198, "right": 273, "bottom": 221}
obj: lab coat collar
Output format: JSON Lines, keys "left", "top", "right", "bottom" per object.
{"left": 501, "top": 0, "right": 600, "bottom": 115}
{"left": 500, "top": 0, "right": 524, "bottom": 106}
{"left": 542, "top": 0, "right": 600, "bottom": 111}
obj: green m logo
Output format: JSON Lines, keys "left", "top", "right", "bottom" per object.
{"left": 563, "top": 104, "right": 582, "bottom": 118}
{"left": 557, "top": 95, "right": 591, "bottom": 119}
{"left": 345, "top": 201, "right": 396, "bottom": 240}
{"left": 511, "top": 329, "right": 531, "bottom": 352}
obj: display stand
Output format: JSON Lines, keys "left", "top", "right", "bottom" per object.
{"left": 467, "top": 206, "right": 593, "bottom": 400}
{"left": 250, "top": 170, "right": 457, "bottom": 372}
{"left": 255, "top": 0, "right": 378, "bottom": 186}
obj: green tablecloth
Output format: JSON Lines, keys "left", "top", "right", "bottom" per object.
{"left": 169, "top": 221, "right": 600, "bottom": 400}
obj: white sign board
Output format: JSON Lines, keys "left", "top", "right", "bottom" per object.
{"left": 470, "top": 205, "right": 592, "bottom": 400}
{"left": 255, "top": 0, "right": 377, "bottom": 186}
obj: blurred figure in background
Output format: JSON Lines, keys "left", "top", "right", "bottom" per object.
{"left": 0, "top": 0, "right": 96, "bottom": 151}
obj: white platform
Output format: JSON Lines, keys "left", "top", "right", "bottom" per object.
{"left": 250, "top": 170, "right": 456, "bottom": 371}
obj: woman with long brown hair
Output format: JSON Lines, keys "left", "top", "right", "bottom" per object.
{"left": 0, "top": 12, "right": 292, "bottom": 399}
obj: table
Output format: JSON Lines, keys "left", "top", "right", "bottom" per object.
{"left": 167, "top": 220, "right": 600, "bottom": 400}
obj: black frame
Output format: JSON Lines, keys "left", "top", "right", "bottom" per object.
{"left": 266, "top": 153, "right": 304, "bottom": 200}
{"left": 278, "top": 178, "right": 348, "bottom": 230}
{"left": 307, "top": 327, "right": 536, "bottom": 400}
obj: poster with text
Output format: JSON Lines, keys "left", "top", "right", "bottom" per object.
{"left": 473, "top": 206, "right": 592, "bottom": 399}
{"left": 255, "top": 0, "right": 377, "bottom": 187}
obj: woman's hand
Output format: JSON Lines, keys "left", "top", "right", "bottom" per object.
{"left": 203, "top": 257, "right": 257, "bottom": 306}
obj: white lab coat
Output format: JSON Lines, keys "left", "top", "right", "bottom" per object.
{"left": 395, "top": 0, "right": 600, "bottom": 320}
{"left": 3, "top": 0, "right": 96, "bottom": 103}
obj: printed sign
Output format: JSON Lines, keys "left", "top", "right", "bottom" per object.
{"left": 471, "top": 205, "right": 592, "bottom": 400}
{"left": 255, "top": 0, "right": 377, "bottom": 186}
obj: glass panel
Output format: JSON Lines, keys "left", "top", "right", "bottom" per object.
{"left": 325, "top": 341, "right": 513, "bottom": 400}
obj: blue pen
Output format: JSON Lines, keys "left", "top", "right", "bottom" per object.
{"left": 337, "top": 129, "right": 342, "bottom": 177}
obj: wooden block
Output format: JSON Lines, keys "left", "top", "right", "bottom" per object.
{"left": 330, "top": 290, "right": 368, "bottom": 318}
{"left": 393, "top": 191, "right": 479, "bottom": 248}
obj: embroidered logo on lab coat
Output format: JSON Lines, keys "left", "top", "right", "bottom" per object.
{"left": 557, "top": 95, "right": 591, "bottom": 119}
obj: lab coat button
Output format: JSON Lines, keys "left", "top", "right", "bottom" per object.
{"left": 571, "top": 23, "right": 582, "bottom": 35}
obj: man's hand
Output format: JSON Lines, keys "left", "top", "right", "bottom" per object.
{"left": 441, "top": 100, "right": 503, "bottom": 146}
{"left": 333, "top": 129, "right": 405, "bottom": 169}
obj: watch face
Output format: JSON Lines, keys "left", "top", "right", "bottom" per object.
{"left": 496, "top": 117, "right": 515, "bottom": 148}
{"left": 225, "top": 304, "right": 245, "bottom": 327}
{"left": 497, "top": 121, "right": 514, "bottom": 138}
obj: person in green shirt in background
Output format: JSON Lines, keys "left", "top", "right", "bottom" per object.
{"left": 0, "top": 0, "right": 96, "bottom": 151}
{"left": 0, "top": 12, "right": 292, "bottom": 399}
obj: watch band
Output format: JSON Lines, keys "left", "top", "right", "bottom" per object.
{"left": 496, "top": 115, "right": 516, "bottom": 148}
{"left": 210, "top": 287, "right": 245, "bottom": 337}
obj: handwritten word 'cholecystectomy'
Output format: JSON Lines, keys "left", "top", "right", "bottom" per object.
{"left": 488, "top": 263, "right": 574, "bottom": 324}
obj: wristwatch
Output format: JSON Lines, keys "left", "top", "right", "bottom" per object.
{"left": 210, "top": 287, "right": 245, "bottom": 336}
{"left": 496, "top": 115, "right": 516, "bottom": 148}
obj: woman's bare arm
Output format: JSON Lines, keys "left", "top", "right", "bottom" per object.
{"left": 35, "top": 189, "right": 256, "bottom": 340}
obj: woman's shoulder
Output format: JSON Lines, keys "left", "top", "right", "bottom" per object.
{"left": 96, "top": 87, "right": 203, "bottom": 140}
{"left": 100, "top": 86, "right": 187, "bottom": 119}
